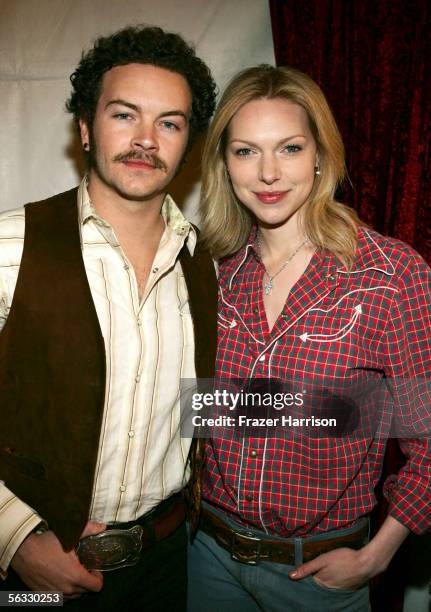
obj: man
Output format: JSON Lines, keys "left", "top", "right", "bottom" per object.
{"left": 0, "top": 25, "right": 217, "bottom": 609}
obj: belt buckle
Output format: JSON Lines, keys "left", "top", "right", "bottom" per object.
{"left": 76, "top": 525, "right": 143, "bottom": 571}
{"left": 230, "top": 531, "right": 261, "bottom": 565}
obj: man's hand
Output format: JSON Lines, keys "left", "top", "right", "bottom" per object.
{"left": 11, "top": 521, "right": 106, "bottom": 599}
{"left": 289, "top": 547, "right": 373, "bottom": 591}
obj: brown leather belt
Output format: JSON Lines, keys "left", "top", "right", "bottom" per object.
{"left": 137, "top": 491, "right": 186, "bottom": 548}
{"left": 200, "top": 507, "right": 368, "bottom": 566}
{"left": 77, "top": 492, "right": 186, "bottom": 571}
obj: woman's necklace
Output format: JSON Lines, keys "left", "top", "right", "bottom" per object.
{"left": 257, "top": 233, "right": 309, "bottom": 295}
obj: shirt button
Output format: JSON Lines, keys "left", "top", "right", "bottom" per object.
{"left": 152, "top": 267, "right": 159, "bottom": 273}
{"left": 137, "top": 318, "right": 142, "bottom": 326}
{"left": 245, "top": 494, "right": 253, "bottom": 502}
{"left": 128, "top": 430, "right": 135, "bottom": 438}
{"left": 253, "top": 307, "right": 259, "bottom": 314}
{"left": 259, "top": 355, "right": 266, "bottom": 362}
{"left": 135, "top": 374, "right": 141, "bottom": 383}
{"left": 250, "top": 450, "right": 257, "bottom": 457}
{"left": 124, "top": 264, "right": 130, "bottom": 270}
{"left": 120, "top": 485, "right": 126, "bottom": 492}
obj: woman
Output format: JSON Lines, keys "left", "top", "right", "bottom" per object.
{"left": 188, "top": 65, "right": 431, "bottom": 612}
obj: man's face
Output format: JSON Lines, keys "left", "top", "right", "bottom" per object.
{"left": 80, "top": 63, "right": 192, "bottom": 205}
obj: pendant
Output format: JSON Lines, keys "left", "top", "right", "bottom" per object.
{"left": 263, "top": 279, "right": 273, "bottom": 295}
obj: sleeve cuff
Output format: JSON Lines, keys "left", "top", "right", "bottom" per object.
{"left": 386, "top": 480, "right": 431, "bottom": 534}
{"left": 0, "top": 488, "right": 45, "bottom": 579}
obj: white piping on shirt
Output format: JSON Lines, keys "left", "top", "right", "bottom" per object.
{"left": 228, "top": 244, "right": 254, "bottom": 291}
{"left": 306, "top": 286, "right": 398, "bottom": 314}
{"left": 337, "top": 230, "right": 396, "bottom": 276}
{"left": 299, "top": 304, "right": 362, "bottom": 342}
{"left": 248, "top": 291, "right": 332, "bottom": 380}
{"left": 218, "top": 312, "right": 233, "bottom": 324}
{"left": 220, "top": 284, "right": 265, "bottom": 346}
{"left": 256, "top": 340, "right": 279, "bottom": 534}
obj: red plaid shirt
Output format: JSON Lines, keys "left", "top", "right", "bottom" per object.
{"left": 202, "top": 227, "right": 431, "bottom": 535}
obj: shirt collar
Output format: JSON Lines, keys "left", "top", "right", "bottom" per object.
{"left": 342, "top": 227, "right": 395, "bottom": 276}
{"left": 77, "top": 177, "right": 196, "bottom": 255}
{"left": 225, "top": 224, "right": 395, "bottom": 290}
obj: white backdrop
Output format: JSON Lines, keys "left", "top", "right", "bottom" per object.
{"left": 0, "top": 0, "right": 275, "bottom": 218}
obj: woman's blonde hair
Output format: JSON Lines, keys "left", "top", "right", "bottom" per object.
{"left": 200, "top": 64, "right": 360, "bottom": 268}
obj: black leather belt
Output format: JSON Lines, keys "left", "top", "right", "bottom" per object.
{"left": 77, "top": 492, "right": 186, "bottom": 571}
{"left": 200, "top": 507, "right": 368, "bottom": 566}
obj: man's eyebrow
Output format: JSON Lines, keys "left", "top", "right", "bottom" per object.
{"left": 105, "top": 100, "right": 189, "bottom": 122}
{"left": 105, "top": 99, "right": 139, "bottom": 111}
{"left": 158, "top": 110, "right": 189, "bottom": 122}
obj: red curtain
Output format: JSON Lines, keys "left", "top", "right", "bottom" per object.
{"left": 269, "top": 0, "right": 431, "bottom": 263}
{"left": 269, "top": 2, "right": 430, "bottom": 610}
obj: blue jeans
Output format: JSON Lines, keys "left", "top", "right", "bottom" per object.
{"left": 188, "top": 506, "right": 370, "bottom": 612}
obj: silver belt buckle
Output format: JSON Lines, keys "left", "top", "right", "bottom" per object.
{"left": 230, "top": 531, "right": 262, "bottom": 565}
{"left": 76, "top": 525, "right": 143, "bottom": 571}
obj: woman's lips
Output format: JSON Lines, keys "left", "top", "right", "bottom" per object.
{"left": 254, "top": 191, "right": 288, "bottom": 204}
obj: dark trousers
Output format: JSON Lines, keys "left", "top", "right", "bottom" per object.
{"left": 1, "top": 522, "right": 187, "bottom": 611}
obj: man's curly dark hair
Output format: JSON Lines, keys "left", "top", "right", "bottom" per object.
{"left": 66, "top": 25, "right": 216, "bottom": 150}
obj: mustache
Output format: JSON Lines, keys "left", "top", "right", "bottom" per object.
{"left": 112, "top": 150, "right": 167, "bottom": 171}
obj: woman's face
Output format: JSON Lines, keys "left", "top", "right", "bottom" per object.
{"left": 225, "top": 97, "right": 318, "bottom": 232}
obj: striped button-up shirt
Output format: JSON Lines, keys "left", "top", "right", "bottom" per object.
{"left": 0, "top": 179, "right": 196, "bottom": 575}
{"left": 203, "top": 226, "right": 431, "bottom": 536}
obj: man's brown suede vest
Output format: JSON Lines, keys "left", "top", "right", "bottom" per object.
{"left": 0, "top": 188, "right": 217, "bottom": 550}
